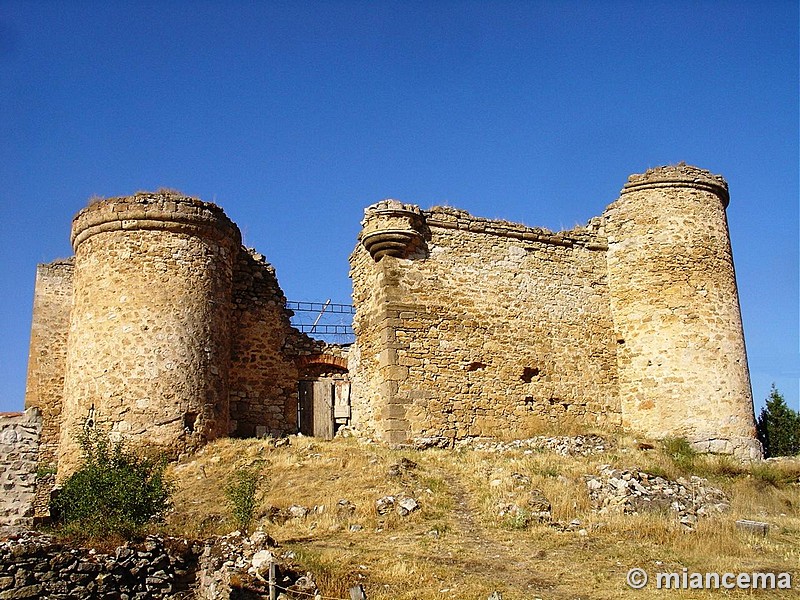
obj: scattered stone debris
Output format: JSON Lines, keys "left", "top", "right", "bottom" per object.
{"left": 584, "top": 465, "right": 730, "bottom": 529}
{"left": 263, "top": 504, "right": 318, "bottom": 524}
{"left": 410, "top": 437, "right": 453, "bottom": 450}
{"left": 287, "top": 505, "right": 310, "bottom": 519}
{"left": 376, "top": 494, "right": 421, "bottom": 517}
{"left": 375, "top": 495, "right": 395, "bottom": 515}
{"left": 199, "top": 530, "right": 309, "bottom": 599}
{"left": 388, "top": 457, "right": 419, "bottom": 477}
{"left": 497, "top": 488, "right": 552, "bottom": 526}
{"left": 511, "top": 472, "right": 532, "bottom": 487}
{"left": 336, "top": 498, "right": 357, "bottom": 518}
{"left": 458, "top": 435, "right": 609, "bottom": 456}
{"left": 396, "top": 497, "right": 420, "bottom": 516}
{"left": 527, "top": 489, "right": 553, "bottom": 521}
{"left": 549, "top": 518, "right": 590, "bottom": 533}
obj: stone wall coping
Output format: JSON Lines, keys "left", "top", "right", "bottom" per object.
{"left": 622, "top": 163, "right": 729, "bottom": 207}
{"left": 71, "top": 192, "right": 242, "bottom": 250}
{"left": 424, "top": 206, "right": 608, "bottom": 250}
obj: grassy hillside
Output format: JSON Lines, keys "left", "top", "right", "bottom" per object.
{"left": 163, "top": 435, "right": 800, "bottom": 599}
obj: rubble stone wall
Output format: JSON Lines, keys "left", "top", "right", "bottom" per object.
{"left": 24, "top": 261, "right": 73, "bottom": 470}
{"left": 351, "top": 202, "right": 621, "bottom": 444}
{"left": 0, "top": 409, "right": 41, "bottom": 530}
{"left": 229, "top": 249, "right": 300, "bottom": 438}
{"left": 0, "top": 533, "right": 200, "bottom": 599}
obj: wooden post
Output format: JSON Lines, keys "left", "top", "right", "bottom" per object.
{"left": 269, "top": 561, "right": 277, "bottom": 600}
{"left": 349, "top": 584, "right": 367, "bottom": 600}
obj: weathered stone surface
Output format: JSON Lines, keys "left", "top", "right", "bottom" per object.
{"left": 0, "top": 533, "right": 199, "bottom": 599}
{"left": 350, "top": 164, "right": 759, "bottom": 458}
{"left": 20, "top": 164, "right": 760, "bottom": 475}
{"left": 0, "top": 410, "right": 41, "bottom": 531}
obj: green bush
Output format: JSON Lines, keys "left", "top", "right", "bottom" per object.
{"left": 225, "top": 468, "right": 260, "bottom": 533}
{"left": 662, "top": 437, "right": 697, "bottom": 472}
{"left": 51, "top": 428, "right": 172, "bottom": 539}
{"left": 757, "top": 385, "right": 800, "bottom": 458}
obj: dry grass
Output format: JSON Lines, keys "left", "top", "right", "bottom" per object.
{"left": 162, "top": 436, "right": 800, "bottom": 599}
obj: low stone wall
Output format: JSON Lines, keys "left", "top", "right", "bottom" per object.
{"left": 0, "top": 533, "right": 200, "bottom": 600}
{"left": 0, "top": 409, "right": 41, "bottom": 531}
{"left": 0, "top": 530, "right": 306, "bottom": 600}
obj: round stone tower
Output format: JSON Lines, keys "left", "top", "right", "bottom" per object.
{"left": 604, "top": 164, "right": 761, "bottom": 459}
{"left": 58, "top": 191, "right": 241, "bottom": 473}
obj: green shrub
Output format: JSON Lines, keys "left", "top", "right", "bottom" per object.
{"left": 225, "top": 468, "right": 261, "bottom": 533}
{"left": 51, "top": 429, "right": 172, "bottom": 539}
{"left": 662, "top": 437, "right": 697, "bottom": 472}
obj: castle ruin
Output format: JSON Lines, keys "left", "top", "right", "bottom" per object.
{"left": 22, "top": 164, "right": 762, "bottom": 483}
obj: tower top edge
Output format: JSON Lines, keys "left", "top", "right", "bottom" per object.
{"left": 70, "top": 191, "right": 241, "bottom": 250}
{"left": 622, "top": 163, "right": 729, "bottom": 205}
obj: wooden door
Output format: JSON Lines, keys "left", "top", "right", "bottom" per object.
{"left": 298, "top": 380, "right": 335, "bottom": 439}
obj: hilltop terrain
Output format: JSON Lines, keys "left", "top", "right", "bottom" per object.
{"left": 162, "top": 434, "right": 800, "bottom": 599}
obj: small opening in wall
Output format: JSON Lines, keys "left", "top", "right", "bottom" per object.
{"left": 521, "top": 367, "right": 540, "bottom": 383}
{"left": 467, "top": 361, "right": 487, "bottom": 372}
{"left": 617, "top": 338, "right": 625, "bottom": 345}
{"left": 524, "top": 396, "right": 535, "bottom": 405}
{"left": 184, "top": 412, "right": 198, "bottom": 433}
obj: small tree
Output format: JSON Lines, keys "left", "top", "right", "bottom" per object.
{"left": 756, "top": 385, "right": 800, "bottom": 458}
{"left": 225, "top": 468, "right": 260, "bottom": 533}
{"left": 51, "top": 428, "right": 173, "bottom": 539}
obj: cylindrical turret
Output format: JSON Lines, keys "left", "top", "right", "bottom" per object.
{"left": 58, "top": 191, "right": 241, "bottom": 474}
{"left": 604, "top": 164, "right": 760, "bottom": 459}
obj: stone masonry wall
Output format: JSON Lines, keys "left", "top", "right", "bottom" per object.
{"left": 0, "top": 409, "right": 41, "bottom": 531}
{"left": 229, "top": 248, "right": 300, "bottom": 438}
{"left": 0, "top": 533, "right": 200, "bottom": 599}
{"left": 603, "top": 165, "right": 759, "bottom": 459}
{"left": 24, "top": 261, "right": 73, "bottom": 471}
{"left": 351, "top": 202, "right": 620, "bottom": 444}
{"left": 58, "top": 192, "right": 241, "bottom": 475}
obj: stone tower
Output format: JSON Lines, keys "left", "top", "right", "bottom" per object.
{"left": 57, "top": 192, "right": 241, "bottom": 473}
{"left": 604, "top": 164, "right": 760, "bottom": 459}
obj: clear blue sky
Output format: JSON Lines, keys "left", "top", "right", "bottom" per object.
{"left": 1, "top": 1, "right": 797, "bottom": 416}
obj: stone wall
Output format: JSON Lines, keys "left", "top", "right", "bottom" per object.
{"left": 24, "top": 260, "right": 73, "bottom": 470}
{"left": 58, "top": 192, "right": 241, "bottom": 474}
{"left": 351, "top": 201, "right": 620, "bottom": 444}
{"left": 350, "top": 165, "right": 759, "bottom": 456}
{"left": 229, "top": 248, "right": 300, "bottom": 438}
{"left": 0, "top": 533, "right": 199, "bottom": 599}
{"left": 0, "top": 409, "right": 41, "bottom": 531}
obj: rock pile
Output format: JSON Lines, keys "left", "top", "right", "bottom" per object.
{"left": 196, "top": 530, "right": 309, "bottom": 600}
{"left": 584, "top": 465, "right": 730, "bottom": 528}
{"left": 375, "top": 495, "right": 421, "bottom": 517}
{"left": 459, "top": 435, "right": 608, "bottom": 456}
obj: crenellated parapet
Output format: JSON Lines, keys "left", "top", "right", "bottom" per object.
{"left": 360, "top": 200, "right": 426, "bottom": 261}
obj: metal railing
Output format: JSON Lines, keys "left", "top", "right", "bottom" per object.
{"left": 288, "top": 299, "right": 355, "bottom": 342}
